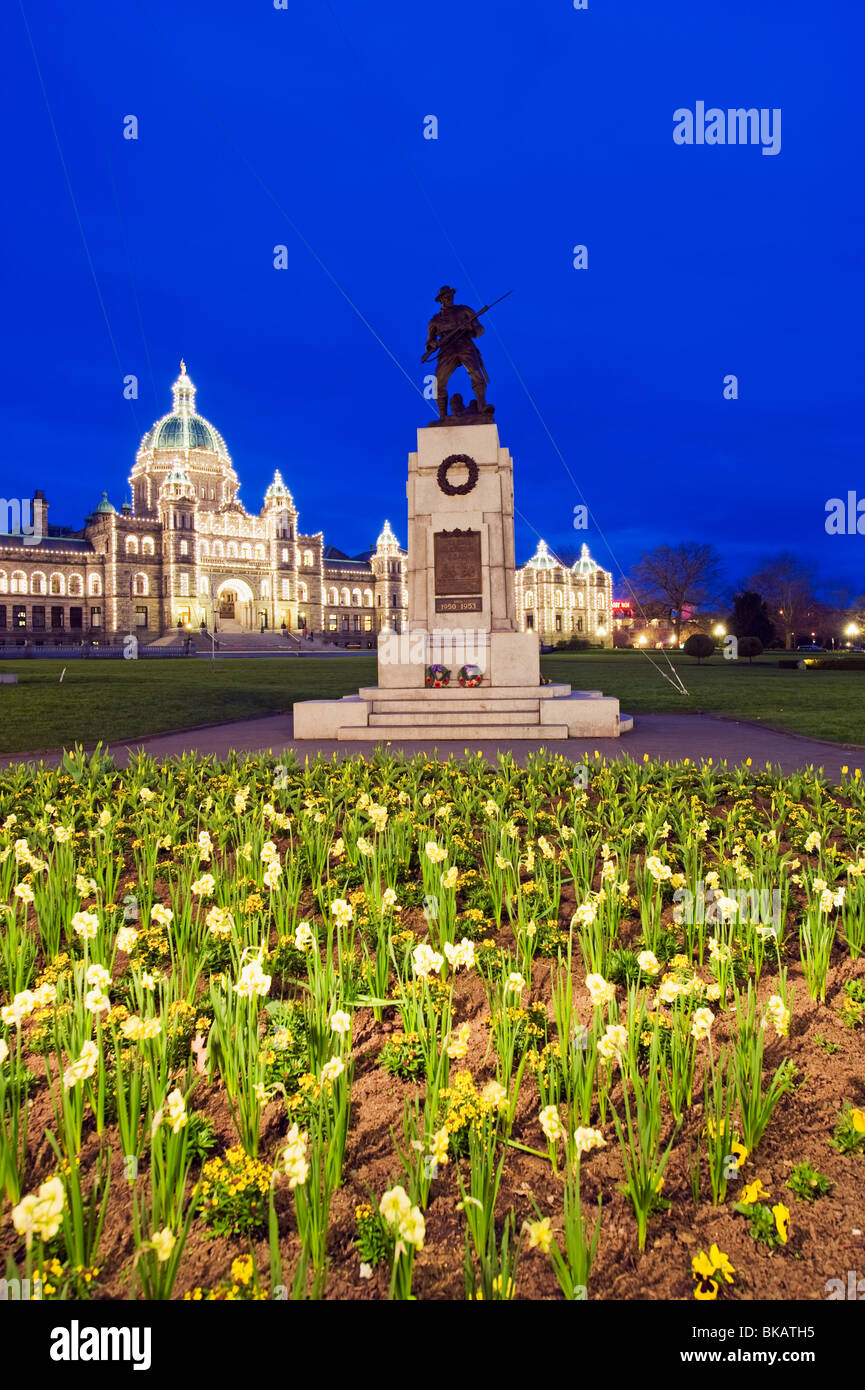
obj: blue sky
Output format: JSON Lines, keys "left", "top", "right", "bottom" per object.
{"left": 3, "top": 0, "right": 863, "bottom": 595}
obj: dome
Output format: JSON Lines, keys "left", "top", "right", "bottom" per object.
{"left": 138, "top": 363, "right": 231, "bottom": 462}
{"left": 525, "top": 539, "right": 558, "bottom": 570}
{"left": 571, "top": 543, "right": 599, "bottom": 576}
{"left": 264, "top": 469, "right": 293, "bottom": 504}
{"left": 376, "top": 519, "right": 401, "bottom": 548}
{"left": 93, "top": 491, "right": 117, "bottom": 515}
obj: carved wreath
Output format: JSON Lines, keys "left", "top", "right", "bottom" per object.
{"left": 437, "top": 454, "right": 479, "bottom": 496}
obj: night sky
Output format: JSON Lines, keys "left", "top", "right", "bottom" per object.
{"left": 4, "top": 0, "right": 863, "bottom": 596}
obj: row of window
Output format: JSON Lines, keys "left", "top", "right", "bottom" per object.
{"left": 0, "top": 604, "right": 104, "bottom": 630}
{"left": 124, "top": 536, "right": 317, "bottom": 566}
{"left": 0, "top": 604, "right": 153, "bottom": 631}
{"left": 0, "top": 572, "right": 99, "bottom": 597}
{"left": 326, "top": 615, "right": 375, "bottom": 633}
{"left": 525, "top": 614, "right": 589, "bottom": 633}
{"left": 521, "top": 589, "right": 607, "bottom": 610}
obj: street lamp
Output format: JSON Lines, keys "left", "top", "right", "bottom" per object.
{"left": 713, "top": 624, "right": 726, "bottom": 637}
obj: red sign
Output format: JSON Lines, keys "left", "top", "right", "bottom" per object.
{"left": 612, "top": 600, "right": 633, "bottom": 615}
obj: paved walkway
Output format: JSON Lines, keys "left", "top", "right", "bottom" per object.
{"left": 4, "top": 713, "right": 860, "bottom": 779}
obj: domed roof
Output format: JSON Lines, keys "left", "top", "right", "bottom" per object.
{"left": 264, "top": 469, "right": 293, "bottom": 504}
{"left": 93, "top": 491, "right": 117, "bottom": 515}
{"left": 376, "top": 519, "right": 401, "bottom": 548}
{"left": 138, "top": 363, "right": 231, "bottom": 462}
{"left": 571, "top": 543, "right": 600, "bottom": 576}
{"left": 525, "top": 539, "right": 558, "bottom": 570}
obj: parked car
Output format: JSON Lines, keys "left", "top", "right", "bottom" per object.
{"left": 795, "top": 643, "right": 826, "bottom": 652}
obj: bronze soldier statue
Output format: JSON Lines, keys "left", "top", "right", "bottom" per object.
{"left": 425, "top": 286, "right": 489, "bottom": 420}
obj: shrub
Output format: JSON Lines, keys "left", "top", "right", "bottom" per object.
{"left": 683, "top": 633, "right": 715, "bottom": 663}
{"left": 737, "top": 636, "right": 764, "bottom": 663}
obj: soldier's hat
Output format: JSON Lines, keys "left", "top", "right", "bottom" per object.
{"left": 435, "top": 285, "right": 457, "bottom": 303}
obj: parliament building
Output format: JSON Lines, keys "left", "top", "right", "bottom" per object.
{"left": 0, "top": 364, "right": 612, "bottom": 648}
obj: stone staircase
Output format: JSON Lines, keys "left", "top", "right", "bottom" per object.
{"left": 295, "top": 681, "right": 633, "bottom": 741}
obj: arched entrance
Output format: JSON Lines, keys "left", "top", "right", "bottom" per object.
{"left": 214, "top": 578, "right": 255, "bottom": 631}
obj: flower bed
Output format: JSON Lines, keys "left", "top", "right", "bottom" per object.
{"left": 0, "top": 747, "right": 863, "bottom": 1302}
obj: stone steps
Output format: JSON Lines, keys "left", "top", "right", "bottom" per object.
{"left": 371, "top": 697, "right": 541, "bottom": 715}
{"left": 338, "top": 723, "right": 571, "bottom": 741}
{"left": 368, "top": 707, "right": 541, "bottom": 727}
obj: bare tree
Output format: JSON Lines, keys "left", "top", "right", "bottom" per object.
{"left": 746, "top": 554, "right": 817, "bottom": 650}
{"left": 629, "top": 543, "right": 724, "bottom": 643}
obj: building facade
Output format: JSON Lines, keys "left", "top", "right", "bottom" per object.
{"left": 1, "top": 366, "right": 610, "bottom": 649}
{"left": 515, "top": 540, "right": 614, "bottom": 647}
{"left": 0, "top": 365, "right": 407, "bottom": 646}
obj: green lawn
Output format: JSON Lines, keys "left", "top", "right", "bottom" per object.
{"left": 542, "top": 650, "right": 865, "bottom": 745}
{"left": 0, "top": 650, "right": 862, "bottom": 754}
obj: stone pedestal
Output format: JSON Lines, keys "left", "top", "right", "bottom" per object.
{"left": 293, "top": 421, "right": 630, "bottom": 741}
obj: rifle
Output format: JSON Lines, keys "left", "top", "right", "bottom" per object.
{"left": 421, "top": 290, "right": 512, "bottom": 363}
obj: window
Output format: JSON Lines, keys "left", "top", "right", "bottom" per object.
{"left": 254, "top": 545, "right": 264, "bottom": 560}
{"left": 125, "top": 536, "right": 139, "bottom": 555}
{"left": 362, "top": 588, "right": 373, "bottom": 607}
{"left": 11, "top": 572, "right": 26, "bottom": 594}
{"left": 363, "top": 615, "right": 373, "bottom": 632}
{"left": 281, "top": 548, "right": 289, "bottom": 563}
{"left": 88, "top": 575, "right": 102, "bottom": 597}
{"left": 0, "top": 572, "right": 6, "bottom": 594}
{"left": 554, "top": 589, "right": 563, "bottom": 607}
{"left": 303, "top": 550, "right": 314, "bottom": 568}
{"left": 70, "top": 607, "right": 83, "bottom": 629}
{"left": 179, "top": 540, "right": 189, "bottom": 556}
{"left": 352, "top": 588, "right": 361, "bottom": 607}
{"left": 31, "top": 573, "right": 46, "bottom": 596}
{"left": 90, "top": 607, "right": 102, "bottom": 628}
{"left": 377, "top": 595, "right": 381, "bottom": 606}
{"left": 199, "top": 541, "right": 209, "bottom": 558}
{"left": 133, "top": 574, "right": 148, "bottom": 596}
{"left": 135, "top": 606, "right": 148, "bottom": 629}
{"left": 51, "top": 606, "right": 63, "bottom": 630}
{"left": 32, "top": 605, "right": 45, "bottom": 630}
{"left": 597, "top": 594, "right": 606, "bottom": 610}
{"left": 577, "top": 591, "right": 584, "bottom": 607}
{"left": 577, "top": 617, "right": 583, "bottom": 633}
{"left": 341, "top": 615, "right": 349, "bottom": 632}
{"left": 50, "top": 574, "right": 64, "bottom": 596}
{"left": 524, "top": 589, "right": 534, "bottom": 607}
{"left": 353, "top": 615, "right": 360, "bottom": 632}
{"left": 261, "top": 580, "right": 270, "bottom": 599}
{"left": 281, "top": 579, "right": 290, "bottom": 600}
{"left": 142, "top": 537, "right": 155, "bottom": 557}
{"left": 241, "top": 544, "right": 251, "bottom": 560}
{"left": 555, "top": 614, "right": 562, "bottom": 632}
{"left": 179, "top": 574, "right": 189, "bottom": 596}
{"left": 68, "top": 575, "right": 83, "bottom": 597}
{"left": 298, "top": 581, "right": 308, "bottom": 602}
{"left": 227, "top": 542, "right": 238, "bottom": 559}
{"left": 340, "top": 587, "right": 350, "bottom": 607}
{"left": 327, "top": 614, "right": 337, "bottom": 632}
{"left": 199, "top": 576, "right": 209, "bottom": 596}
{"left": 213, "top": 541, "right": 224, "bottom": 559}
{"left": 525, "top": 613, "right": 534, "bottom": 630}
{"left": 0, "top": 605, "right": 5, "bottom": 628}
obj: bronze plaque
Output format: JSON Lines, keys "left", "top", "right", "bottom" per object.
{"left": 434, "top": 529, "right": 482, "bottom": 596}
{"left": 435, "top": 596, "right": 482, "bottom": 613}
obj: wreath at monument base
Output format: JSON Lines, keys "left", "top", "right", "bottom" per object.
{"left": 458, "top": 665, "right": 484, "bottom": 687}
{"left": 425, "top": 664, "right": 451, "bottom": 688}
{"left": 436, "top": 454, "right": 479, "bottom": 496}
